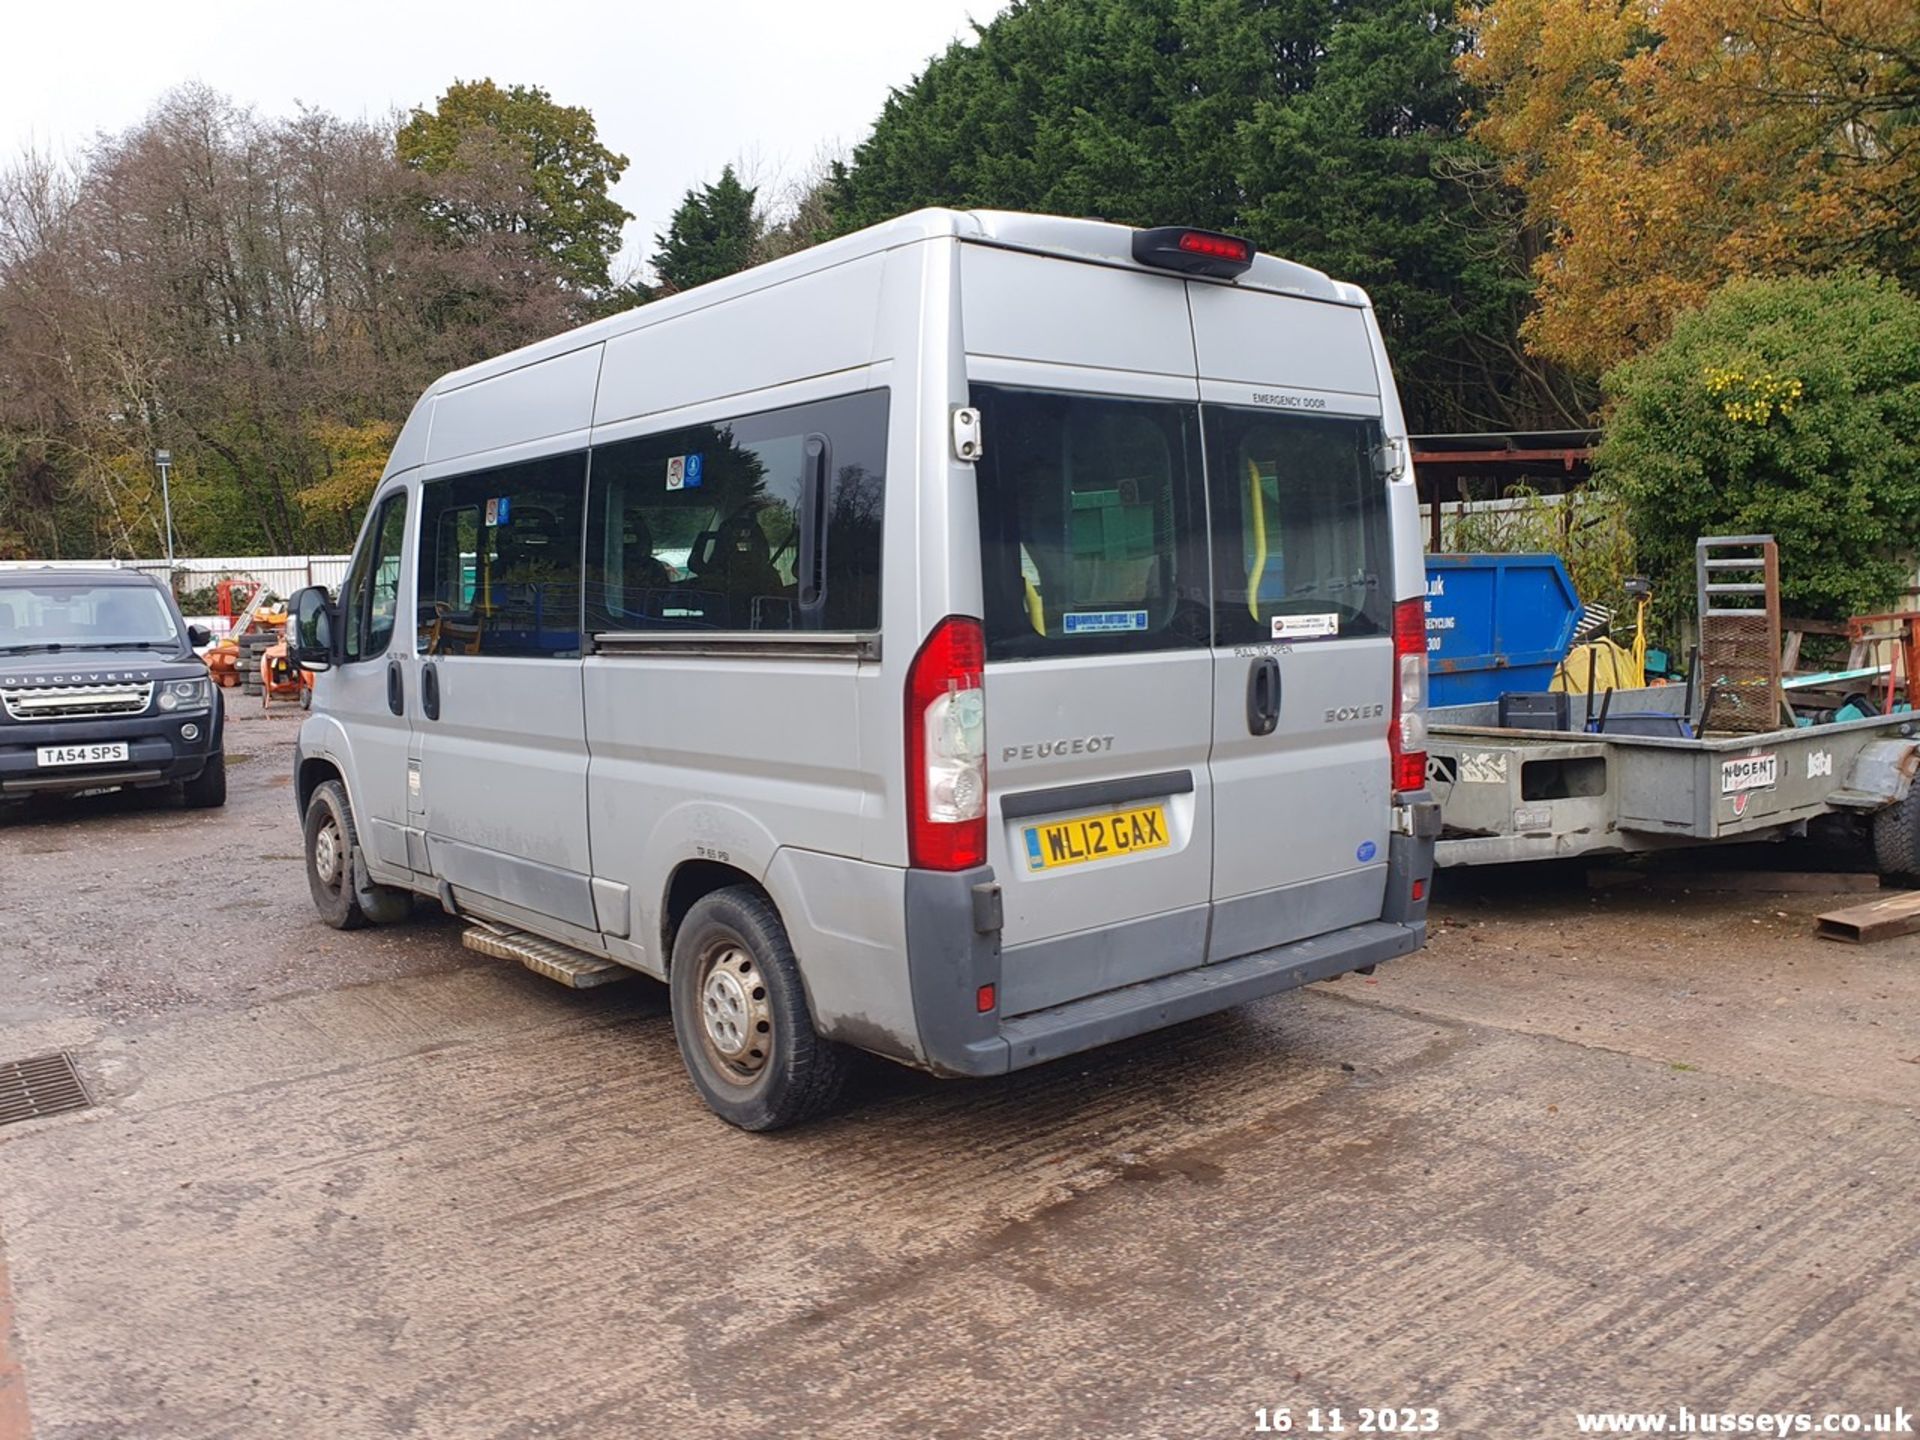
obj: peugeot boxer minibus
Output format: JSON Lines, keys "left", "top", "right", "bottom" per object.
{"left": 287, "top": 209, "right": 1439, "bottom": 1129}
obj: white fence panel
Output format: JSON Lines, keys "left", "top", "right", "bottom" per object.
{"left": 0, "top": 554, "right": 352, "bottom": 597}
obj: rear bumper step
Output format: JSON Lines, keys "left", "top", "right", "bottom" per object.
{"left": 926, "top": 917, "right": 1424, "bottom": 1078}
{"left": 461, "top": 925, "right": 632, "bottom": 989}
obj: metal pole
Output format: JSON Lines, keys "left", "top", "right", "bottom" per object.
{"left": 155, "top": 450, "right": 176, "bottom": 572}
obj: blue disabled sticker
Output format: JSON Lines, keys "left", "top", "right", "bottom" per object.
{"left": 496, "top": 494, "right": 511, "bottom": 525}
{"left": 683, "top": 453, "right": 703, "bottom": 488}
{"left": 1357, "top": 840, "right": 1378, "bottom": 863}
{"left": 1063, "top": 609, "right": 1149, "bottom": 635}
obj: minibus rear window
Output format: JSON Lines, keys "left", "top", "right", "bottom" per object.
{"left": 972, "top": 385, "right": 1207, "bottom": 662}
{"left": 1204, "top": 408, "right": 1392, "bottom": 646}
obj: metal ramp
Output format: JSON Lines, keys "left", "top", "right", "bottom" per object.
{"left": 1695, "top": 535, "right": 1784, "bottom": 735}
{"left": 461, "top": 925, "right": 633, "bottom": 989}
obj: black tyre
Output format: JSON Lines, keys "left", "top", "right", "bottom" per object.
{"left": 180, "top": 748, "right": 228, "bottom": 809}
{"left": 303, "top": 779, "right": 409, "bottom": 929}
{"left": 1873, "top": 786, "right": 1920, "bottom": 883}
{"left": 669, "top": 885, "right": 851, "bottom": 1131}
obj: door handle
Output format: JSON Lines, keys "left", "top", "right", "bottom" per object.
{"left": 386, "top": 659, "right": 404, "bottom": 717}
{"left": 1246, "top": 655, "right": 1281, "bottom": 736}
{"left": 422, "top": 662, "right": 440, "bottom": 722}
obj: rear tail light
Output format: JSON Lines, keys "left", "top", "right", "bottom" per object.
{"left": 906, "top": 616, "right": 987, "bottom": 870}
{"left": 1390, "top": 597, "right": 1428, "bottom": 795}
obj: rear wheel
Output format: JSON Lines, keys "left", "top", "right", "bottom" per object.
{"left": 1872, "top": 786, "right": 1920, "bottom": 884}
{"left": 669, "top": 886, "right": 850, "bottom": 1131}
{"left": 303, "top": 779, "right": 409, "bottom": 928}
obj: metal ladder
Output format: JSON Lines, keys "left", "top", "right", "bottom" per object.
{"left": 1694, "top": 535, "right": 1784, "bottom": 735}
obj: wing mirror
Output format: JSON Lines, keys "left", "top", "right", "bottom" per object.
{"left": 186, "top": 623, "right": 212, "bottom": 648}
{"left": 289, "top": 586, "right": 337, "bottom": 672}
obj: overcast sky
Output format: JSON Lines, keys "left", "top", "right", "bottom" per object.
{"left": 4, "top": 0, "right": 999, "bottom": 275}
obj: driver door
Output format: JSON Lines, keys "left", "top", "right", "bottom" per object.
{"left": 322, "top": 484, "right": 419, "bottom": 876}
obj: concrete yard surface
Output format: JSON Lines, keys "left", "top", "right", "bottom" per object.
{"left": 1, "top": 705, "right": 1916, "bottom": 1439}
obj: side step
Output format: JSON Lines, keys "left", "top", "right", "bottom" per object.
{"left": 461, "top": 925, "right": 632, "bottom": 989}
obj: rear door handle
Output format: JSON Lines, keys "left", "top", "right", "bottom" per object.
{"left": 1246, "top": 655, "right": 1281, "bottom": 736}
{"left": 421, "top": 662, "right": 440, "bottom": 722}
{"left": 386, "top": 659, "right": 404, "bottom": 717}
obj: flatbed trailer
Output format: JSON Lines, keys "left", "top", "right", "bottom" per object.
{"left": 1429, "top": 688, "right": 1920, "bottom": 871}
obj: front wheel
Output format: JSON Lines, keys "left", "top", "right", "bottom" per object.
{"left": 180, "top": 748, "right": 228, "bottom": 809}
{"left": 303, "top": 779, "right": 409, "bottom": 929}
{"left": 669, "top": 886, "right": 851, "bottom": 1131}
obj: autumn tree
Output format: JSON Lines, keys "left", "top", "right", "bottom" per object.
{"left": 398, "top": 79, "right": 632, "bottom": 293}
{"left": 1460, "top": 0, "right": 1920, "bottom": 375}
{"left": 0, "top": 81, "right": 623, "bottom": 559}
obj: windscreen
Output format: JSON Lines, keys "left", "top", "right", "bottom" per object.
{"left": 0, "top": 582, "right": 181, "bottom": 652}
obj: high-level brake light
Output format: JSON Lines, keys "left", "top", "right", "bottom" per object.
{"left": 1131, "top": 226, "right": 1256, "bottom": 280}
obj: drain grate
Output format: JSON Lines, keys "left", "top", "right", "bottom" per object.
{"left": 0, "top": 1052, "right": 91, "bottom": 1127}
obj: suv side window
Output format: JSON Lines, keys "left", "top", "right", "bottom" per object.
{"left": 415, "top": 452, "right": 587, "bottom": 658}
{"left": 341, "top": 490, "right": 409, "bottom": 663}
{"left": 584, "top": 390, "right": 887, "bottom": 634}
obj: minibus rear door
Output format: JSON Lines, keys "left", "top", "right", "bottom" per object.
{"left": 971, "top": 379, "right": 1218, "bottom": 1017}
{"left": 1190, "top": 284, "right": 1395, "bottom": 960}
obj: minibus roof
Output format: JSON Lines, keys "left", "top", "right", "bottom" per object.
{"left": 423, "top": 209, "right": 1364, "bottom": 400}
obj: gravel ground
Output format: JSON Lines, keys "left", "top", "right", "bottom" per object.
{"left": 1, "top": 702, "right": 470, "bottom": 1036}
{"left": 1, "top": 708, "right": 1915, "bottom": 1440}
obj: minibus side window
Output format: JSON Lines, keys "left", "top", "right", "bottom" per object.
{"left": 413, "top": 452, "right": 586, "bottom": 658}
{"left": 1204, "top": 409, "right": 1391, "bottom": 646}
{"left": 583, "top": 390, "right": 887, "bottom": 634}
{"left": 971, "top": 384, "right": 1208, "bottom": 662}
{"left": 341, "top": 491, "right": 408, "bottom": 663}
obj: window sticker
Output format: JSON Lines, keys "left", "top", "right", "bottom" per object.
{"left": 1271, "top": 612, "right": 1339, "bottom": 640}
{"left": 682, "top": 453, "right": 703, "bottom": 488}
{"left": 665, "top": 456, "right": 686, "bottom": 490}
{"left": 1064, "top": 610, "right": 1150, "bottom": 635}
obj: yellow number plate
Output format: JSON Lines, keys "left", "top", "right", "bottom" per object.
{"left": 1023, "top": 804, "right": 1171, "bottom": 872}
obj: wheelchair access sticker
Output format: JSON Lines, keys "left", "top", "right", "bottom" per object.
{"left": 665, "top": 454, "right": 705, "bottom": 491}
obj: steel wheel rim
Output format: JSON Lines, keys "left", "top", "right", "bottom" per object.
{"left": 697, "top": 941, "right": 772, "bottom": 1084}
{"left": 313, "top": 817, "right": 344, "bottom": 889}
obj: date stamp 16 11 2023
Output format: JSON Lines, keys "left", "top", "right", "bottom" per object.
{"left": 1254, "top": 1407, "right": 1442, "bottom": 1435}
